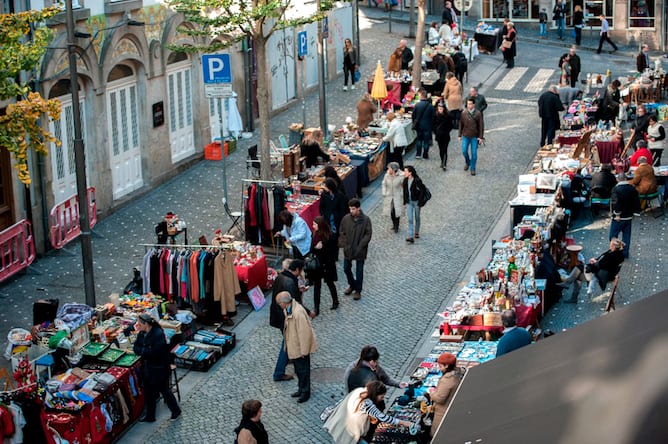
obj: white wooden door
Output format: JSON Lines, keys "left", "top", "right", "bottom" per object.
{"left": 167, "top": 63, "right": 194, "bottom": 162}
{"left": 107, "top": 79, "right": 143, "bottom": 200}
{"left": 49, "top": 96, "right": 87, "bottom": 204}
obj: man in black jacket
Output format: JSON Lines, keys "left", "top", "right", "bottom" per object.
{"left": 270, "top": 259, "right": 312, "bottom": 381}
{"left": 559, "top": 47, "right": 581, "bottom": 88}
{"left": 609, "top": 174, "right": 640, "bottom": 258}
{"left": 538, "top": 85, "right": 564, "bottom": 147}
{"left": 590, "top": 164, "right": 617, "bottom": 199}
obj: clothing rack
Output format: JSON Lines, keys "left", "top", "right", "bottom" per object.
{"left": 139, "top": 243, "right": 235, "bottom": 250}
{"left": 241, "top": 179, "right": 288, "bottom": 249}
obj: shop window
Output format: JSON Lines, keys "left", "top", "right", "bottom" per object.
{"left": 513, "top": 0, "right": 529, "bottom": 19}
{"left": 629, "top": 0, "right": 654, "bottom": 28}
{"left": 584, "top": 0, "right": 614, "bottom": 27}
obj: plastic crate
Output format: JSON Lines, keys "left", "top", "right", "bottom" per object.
{"left": 214, "top": 328, "right": 236, "bottom": 355}
{"left": 204, "top": 142, "right": 225, "bottom": 161}
{"left": 173, "top": 348, "right": 221, "bottom": 372}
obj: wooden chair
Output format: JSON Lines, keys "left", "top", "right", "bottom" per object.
{"left": 571, "top": 129, "right": 594, "bottom": 160}
{"left": 605, "top": 275, "right": 620, "bottom": 312}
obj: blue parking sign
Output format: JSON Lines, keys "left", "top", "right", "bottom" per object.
{"left": 202, "top": 54, "right": 231, "bottom": 83}
{"left": 298, "top": 31, "right": 308, "bottom": 58}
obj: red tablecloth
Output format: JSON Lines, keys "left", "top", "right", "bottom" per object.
{"left": 42, "top": 365, "right": 144, "bottom": 444}
{"left": 595, "top": 140, "right": 624, "bottom": 164}
{"left": 297, "top": 197, "right": 320, "bottom": 230}
{"left": 367, "top": 79, "right": 403, "bottom": 107}
{"left": 557, "top": 135, "right": 580, "bottom": 146}
{"left": 235, "top": 254, "right": 268, "bottom": 290}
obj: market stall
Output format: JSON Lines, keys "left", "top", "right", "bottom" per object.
{"left": 473, "top": 23, "right": 501, "bottom": 54}
{"left": 299, "top": 164, "right": 358, "bottom": 199}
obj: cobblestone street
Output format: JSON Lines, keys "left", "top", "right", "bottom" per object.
{"left": 1, "top": 7, "right": 666, "bottom": 444}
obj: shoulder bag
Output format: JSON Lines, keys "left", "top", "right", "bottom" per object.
{"left": 304, "top": 253, "right": 320, "bottom": 272}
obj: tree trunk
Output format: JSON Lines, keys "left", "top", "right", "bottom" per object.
{"left": 254, "top": 34, "right": 272, "bottom": 180}
{"left": 412, "top": 0, "right": 426, "bottom": 90}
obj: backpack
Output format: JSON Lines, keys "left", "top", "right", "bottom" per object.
{"left": 419, "top": 184, "right": 432, "bottom": 207}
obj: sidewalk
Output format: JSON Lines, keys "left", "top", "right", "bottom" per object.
{"left": 360, "top": 5, "right": 641, "bottom": 57}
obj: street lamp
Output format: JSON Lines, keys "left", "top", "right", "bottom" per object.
{"left": 65, "top": 0, "right": 95, "bottom": 307}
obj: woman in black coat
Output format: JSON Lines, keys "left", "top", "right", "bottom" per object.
{"left": 433, "top": 101, "right": 453, "bottom": 170}
{"left": 502, "top": 22, "right": 517, "bottom": 68}
{"left": 133, "top": 314, "right": 181, "bottom": 422}
{"left": 310, "top": 216, "right": 339, "bottom": 315}
{"left": 586, "top": 238, "right": 625, "bottom": 296}
{"left": 402, "top": 166, "right": 426, "bottom": 243}
{"left": 318, "top": 178, "right": 348, "bottom": 235}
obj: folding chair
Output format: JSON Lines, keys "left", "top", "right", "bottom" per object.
{"left": 638, "top": 191, "right": 664, "bottom": 218}
{"left": 589, "top": 186, "right": 611, "bottom": 219}
{"left": 247, "top": 145, "right": 261, "bottom": 178}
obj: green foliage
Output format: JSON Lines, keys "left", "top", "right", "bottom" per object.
{"left": 165, "top": 0, "right": 331, "bottom": 51}
{"left": 0, "top": 6, "right": 62, "bottom": 185}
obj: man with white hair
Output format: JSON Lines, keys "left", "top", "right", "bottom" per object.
{"left": 538, "top": 85, "right": 564, "bottom": 147}
{"left": 276, "top": 291, "right": 317, "bottom": 403}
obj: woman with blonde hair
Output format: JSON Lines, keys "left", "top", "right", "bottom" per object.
{"left": 382, "top": 162, "right": 404, "bottom": 233}
{"left": 387, "top": 47, "right": 403, "bottom": 74}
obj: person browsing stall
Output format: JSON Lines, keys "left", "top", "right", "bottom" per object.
{"left": 428, "top": 353, "right": 462, "bottom": 437}
{"left": 134, "top": 314, "right": 182, "bottom": 422}
{"left": 309, "top": 216, "right": 340, "bottom": 315}
{"left": 324, "top": 381, "right": 414, "bottom": 444}
{"left": 637, "top": 44, "right": 651, "bottom": 73}
{"left": 646, "top": 114, "right": 665, "bottom": 165}
{"left": 344, "top": 345, "right": 408, "bottom": 393}
{"left": 495, "top": 309, "right": 532, "bottom": 357}
{"left": 276, "top": 210, "right": 312, "bottom": 260}
{"left": 382, "top": 112, "right": 409, "bottom": 168}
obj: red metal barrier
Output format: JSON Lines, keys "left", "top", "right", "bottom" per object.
{"left": 49, "top": 187, "right": 97, "bottom": 250}
{"left": 0, "top": 220, "right": 35, "bottom": 282}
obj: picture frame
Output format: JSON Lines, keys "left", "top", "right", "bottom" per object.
{"left": 247, "top": 286, "right": 266, "bottom": 311}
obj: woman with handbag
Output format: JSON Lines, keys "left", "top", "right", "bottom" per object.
{"left": 403, "top": 166, "right": 426, "bottom": 244}
{"left": 343, "top": 38, "right": 357, "bottom": 91}
{"left": 502, "top": 22, "right": 517, "bottom": 69}
{"left": 324, "top": 381, "right": 414, "bottom": 444}
{"left": 309, "top": 216, "right": 339, "bottom": 315}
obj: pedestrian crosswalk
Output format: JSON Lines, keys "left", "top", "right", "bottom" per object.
{"left": 492, "top": 67, "right": 560, "bottom": 94}
{"left": 524, "top": 69, "right": 555, "bottom": 93}
{"left": 495, "top": 67, "right": 528, "bottom": 90}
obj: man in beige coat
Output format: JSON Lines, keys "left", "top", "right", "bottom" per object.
{"left": 277, "top": 291, "right": 317, "bottom": 403}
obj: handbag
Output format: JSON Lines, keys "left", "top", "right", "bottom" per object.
{"left": 354, "top": 68, "right": 361, "bottom": 83}
{"left": 304, "top": 253, "right": 320, "bottom": 272}
{"left": 501, "top": 40, "right": 513, "bottom": 49}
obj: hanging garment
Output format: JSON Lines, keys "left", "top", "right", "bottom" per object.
{"left": 213, "top": 250, "right": 241, "bottom": 315}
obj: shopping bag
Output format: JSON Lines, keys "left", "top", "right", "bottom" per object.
{"left": 354, "top": 69, "right": 361, "bottom": 83}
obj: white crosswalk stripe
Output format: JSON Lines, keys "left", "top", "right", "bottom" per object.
{"left": 524, "top": 69, "right": 556, "bottom": 93}
{"left": 495, "top": 67, "right": 528, "bottom": 91}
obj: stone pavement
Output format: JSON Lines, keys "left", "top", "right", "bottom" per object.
{"left": 0, "top": 8, "right": 666, "bottom": 444}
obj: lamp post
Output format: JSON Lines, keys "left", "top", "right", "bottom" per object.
{"left": 65, "top": 0, "right": 96, "bottom": 307}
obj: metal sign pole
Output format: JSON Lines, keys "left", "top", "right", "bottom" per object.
{"left": 219, "top": 97, "right": 228, "bottom": 205}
